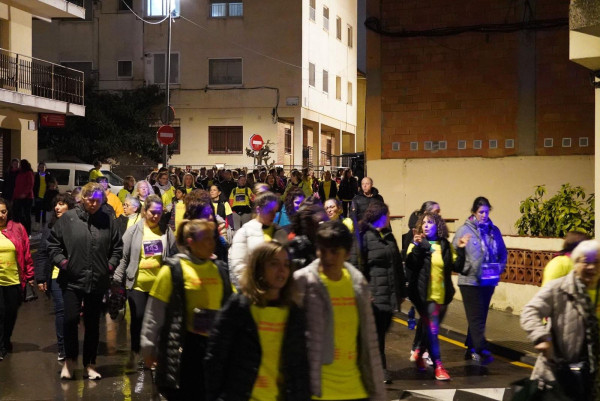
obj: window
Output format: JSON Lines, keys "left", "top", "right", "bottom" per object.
{"left": 209, "top": 58, "right": 242, "bottom": 85}
{"left": 119, "top": 0, "right": 133, "bottom": 11}
{"left": 309, "top": 0, "right": 315, "bottom": 21}
{"left": 75, "top": 170, "right": 90, "bottom": 186}
{"left": 210, "top": 2, "right": 243, "bottom": 17}
{"left": 285, "top": 128, "right": 292, "bottom": 154}
{"left": 347, "top": 25, "right": 353, "bottom": 47}
{"left": 147, "top": 0, "right": 180, "bottom": 17}
{"left": 336, "top": 17, "right": 342, "bottom": 40}
{"left": 152, "top": 53, "right": 179, "bottom": 84}
{"left": 347, "top": 81, "right": 352, "bottom": 105}
{"left": 209, "top": 126, "right": 243, "bottom": 154}
{"left": 323, "top": 6, "right": 329, "bottom": 31}
{"left": 322, "top": 70, "right": 328, "bottom": 93}
{"left": 117, "top": 60, "right": 132, "bottom": 78}
{"left": 335, "top": 76, "right": 341, "bottom": 100}
{"left": 309, "top": 62, "right": 315, "bottom": 87}
{"left": 47, "top": 169, "right": 69, "bottom": 186}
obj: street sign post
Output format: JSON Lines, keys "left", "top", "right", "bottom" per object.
{"left": 249, "top": 134, "right": 264, "bottom": 151}
{"left": 157, "top": 125, "right": 176, "bottom": 146}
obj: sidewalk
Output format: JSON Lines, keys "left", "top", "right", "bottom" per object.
{"left": 399, "top": 300, "right": 538, "bottom": 366}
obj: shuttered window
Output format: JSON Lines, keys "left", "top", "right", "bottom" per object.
{"left": 209, "top": 126, "right": 243, "bottom": 154}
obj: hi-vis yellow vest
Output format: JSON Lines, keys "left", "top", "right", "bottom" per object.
{"left": 229, "top": 187, "right": 251, "bottom": 208}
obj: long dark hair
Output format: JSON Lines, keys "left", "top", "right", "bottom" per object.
{"left": 290, "top": 203, "right": 326, "bottom": 243}
{"left": 283, "top": 187, "right": 304, "bottom": 218}
{"left": 0, "top": 197, "right": 12, "bottom": 221}
{"left": 359, "top": 200, "right": 389, "bottom": 234}
{"left": 19, "top": 159, "right": 32, "bottom": 173}
{"left": 471, "top": 196, "right": 492, "bottom": 214}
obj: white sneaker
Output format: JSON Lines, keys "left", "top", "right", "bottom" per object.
{"left": 85, "top": 365, "right": 101, "bottom": 380}
{"left": 423, "top": 351, "right": 434, "bottom": 366}
{"left": 60, "top": 359, "right": 75, "bottom": 380}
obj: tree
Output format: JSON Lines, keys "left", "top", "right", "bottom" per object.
{"left": 245, "top": 139, "right": 276, "bottom": 168}
{"left": 39, "top": 85, "right": 166, "bottom": 163}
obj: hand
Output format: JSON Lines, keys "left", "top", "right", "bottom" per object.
{"left": 412, "top": 228, "right": 423, "bottom": 244}
{"left": 144, "top": 355, "right": 157, "bottom": 369}
{"left": 38, "top": 282, "right": 47, "bottom": 292}
{"left": 27, "top": 279, "right": 35, "bottom": 287}
{"left": 457, "top": 233, "right": 472, "bottom": 248}
{"left": 534, "top": 341, "right": 552, "bottom": 358}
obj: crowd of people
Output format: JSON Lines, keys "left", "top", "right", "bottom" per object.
{"left": 0, "top": 161, "right": 598, "bottom": 401}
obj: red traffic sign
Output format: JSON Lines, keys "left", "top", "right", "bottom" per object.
{"left": 249, "top": 134, "right": 264, "bottom": 151}
{"left": 157, "top": 125, "right": 176, "bottom": 146}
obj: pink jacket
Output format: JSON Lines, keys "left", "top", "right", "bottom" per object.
{"left": 2, "top": 221, "right": 34, "bottom": 289}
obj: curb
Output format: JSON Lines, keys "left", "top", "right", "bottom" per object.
{"left": 395, "top": 312, "right": 538, "bottom": 367}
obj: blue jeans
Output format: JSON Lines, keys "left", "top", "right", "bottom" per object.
{"left": 50, "top": 279, "right": 64, "bottom": 355}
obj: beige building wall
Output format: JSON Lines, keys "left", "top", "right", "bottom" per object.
{"left": 368, "top": 155, "right": 594, "bottom": 235}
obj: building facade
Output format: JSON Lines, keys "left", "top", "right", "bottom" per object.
{"left": 366, "top": 0, "right": 594, "bottom": 235}
{"left": 0, "top": 0, "right": 85, "bottom": 173}
{"left": 33, "top": 0, "right": 358, "bottom": 170}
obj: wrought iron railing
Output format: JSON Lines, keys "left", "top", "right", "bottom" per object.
{"left": 0, "top": 48, "right": 84, "bottom": 106}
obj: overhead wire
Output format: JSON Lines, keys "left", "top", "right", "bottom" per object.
{"left": 119, "top": 0, "right": 170, "bottom": 25}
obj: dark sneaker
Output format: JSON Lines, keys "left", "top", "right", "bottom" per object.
{"left": 58, "top": 352, "right": 66, "bottom": 361}
{"left": 464, "top": 348, "right": 475, "bottom": 360}
{"left": 415, "top": 354, "right": 427, "bottom": 371}
{"left": 472, "top": 350, "right": 494, "bottom": 365}
{"left": 384, "top": 369, "right": 393, "bottom": 384}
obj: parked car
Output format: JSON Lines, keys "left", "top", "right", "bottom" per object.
{"left": 45, "top": 162, "right": 123, "bottom": 195}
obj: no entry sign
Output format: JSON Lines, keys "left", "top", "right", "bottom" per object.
{"left": 157, "top": 125, "right": 176, "bottom": 146}
{"left": 249, "top": 134, "right": 264, "bottom": 151}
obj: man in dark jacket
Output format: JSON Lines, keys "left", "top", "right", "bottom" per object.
{"left": 47, "top": 182, "right": 123, "bottom": 380}
{"left": 219, "top": 169, "right": 236, "bottom": 203}
{"left": 351, "top": 177, "right": 384, "bottom": 223}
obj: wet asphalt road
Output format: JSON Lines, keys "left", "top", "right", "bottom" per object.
{"left": 0, "top": 296, "right": 531, "bottom": 400}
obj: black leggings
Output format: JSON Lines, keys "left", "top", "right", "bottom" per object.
{"left": 12, "top": 199, "right": 32, "bottom": 235}
{"left": 0, "top": 285, "right": 21, "bottom": 352}
{"left": 62, "top": 289, "right": 104, "bottom": 366}
{"left": 163, "top": 332, "right": 207, "bottom": 401}
{"left": 127, "top": 290, "right": 149, "bottom": 353}
{"left": 372, "top": 305, "right": 393, "bottom": 370}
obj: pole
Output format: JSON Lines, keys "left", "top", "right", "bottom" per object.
{"left": 163, "top": 0, "right": 172, "bottom": 168}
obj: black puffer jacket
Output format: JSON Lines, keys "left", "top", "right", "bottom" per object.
{"left": 205, "top": 294, "right": 310, "bottom": 401}
{"left": 350, "top": 226, "right": 406, "bottom": 312}
{"left": 351, "top": 188, "right": 384, "bottom": 222}
{"left": 405, "top": 238, "right": 465, "bottom": 310}
{"left": 47, "top": 204, "right": 123, "bottom": 294}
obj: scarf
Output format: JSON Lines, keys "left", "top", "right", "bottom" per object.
{"left": 573, "top": 275, "right": 600, "bottom": 398}
{"left": 154, "top": 181, "right": 172, "bottom": 194}
{"left": 470, "top": 216, "right": 500, "bottom": 263}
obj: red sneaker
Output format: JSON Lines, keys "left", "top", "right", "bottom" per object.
{"left": 415, "top": 354, "right": 427, "bottom": 371}
{"left": 434, "top": 364, "right": 451, "bottom": 381}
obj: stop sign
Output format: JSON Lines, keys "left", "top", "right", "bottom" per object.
{"left": 249, "top": 134, "right": 264, "bottom": 151}
{"left": 157, "top": 125, "right": 176, "bottom": 146}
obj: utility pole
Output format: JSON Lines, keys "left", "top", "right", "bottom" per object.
{"left": 163, "top": 0, "right": 172, "bottom": 168}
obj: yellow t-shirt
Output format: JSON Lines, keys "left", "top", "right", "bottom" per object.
{"left": 134, "top": 225, "right": 163, "bottom": 293}
{"left": 250, "top": 305, "right": 290, "bottom": 401}
{"left": 174, "top": 201, "right": 186, "bottom": 232}
{"left": 39, "top": 175, "right": 47, "bottom": 198}
{"left": 150, "top": 258, "right": 223, "bottom": 335}
{"left": 542, "top": 255, "right": 573, "bottom": 287}
{"left": 342, "top": 218, "right": 354, "bottom": 234}
{"left": 117, "top": 189, "right": 131, "bottom": 204}
{"left": 322, "top": 181, "right": 332, "bottom": 200}
{"left": 89, "top": 169, "right": 103, "bottom": 183}
{"left": 263, "top": 226, "right": 275, "bottom": 242}
{"left": 127, "top": 214, "right": 142, "bottom": 229}
{"left": 0, "top": 233, "right": 18, "bottom": 286}
{"left": 588, "top": 288, "right": 600, "bottom": 320}
{"left": 161, "top": 187, "right": 175, "bottom": 210}
{"left": 407, "top": 241, "right": 457, "bottom": 304}
{"left": 212, "top": 201, "right": 233, "bottom": 218}
{"left": 315, "top": 269, "right": 367, "bottom": 400}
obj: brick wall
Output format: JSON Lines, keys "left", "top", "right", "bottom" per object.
{"left": 376, "top": 0, "right": 594, "bottom": 159}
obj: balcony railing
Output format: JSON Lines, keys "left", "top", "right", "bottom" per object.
{"left": 0, "top": 48, "right": 84, "bottom": 106}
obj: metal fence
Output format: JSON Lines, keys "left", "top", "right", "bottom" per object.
{"left": 0, "top": 48, "right": 84, "bottom": 105}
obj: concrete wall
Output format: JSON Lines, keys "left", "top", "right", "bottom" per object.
{"left": 368, "top": 155, "right": 594, "bottom": 235}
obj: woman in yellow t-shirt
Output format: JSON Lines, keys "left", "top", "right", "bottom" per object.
{"left": 113, "top": 195, "right": 177, "bottom": 371}
{"left": 405, "top": 212, "right": 470, "bottom": 381}
{"left": 140, "top": 219, "right": 233, "bottom": 401}
{"left": 541, "top": 231, "right": 590, "bottom": 287}
{"left": 35, "top": 193, "right": 76, "bottom": 362}
{"left": 206, "top": 241, "right": 310, "bottom": 401}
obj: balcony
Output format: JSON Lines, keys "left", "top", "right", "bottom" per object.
{"left": 0, "top": 48, "right": 84, "bottom": 116}
{"left": 11, "top": 0, "right": 85, "bottom": 19}
{"left": 570, "top": 0, "right": 600, "bottom": 70}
